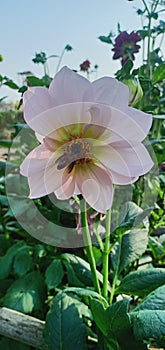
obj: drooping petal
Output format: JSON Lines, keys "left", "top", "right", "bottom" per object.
{"left": 49, "top": 66, "right": 94, "bottom": 105}
{"left": 23, "top": 87, "right": 54, "bottom": 124}
{"left": 75, "top": 164, "right": 114, "bottom": 213}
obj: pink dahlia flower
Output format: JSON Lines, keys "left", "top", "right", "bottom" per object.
{"left": 20, "top": 66, "right": 153, "bottom": 213}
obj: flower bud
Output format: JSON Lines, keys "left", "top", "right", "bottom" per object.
{"left": 122, "top": 77, "right": 143, "bottom": 106}
{"left": 0, "top": 54, "right": 3, "bottom": 62}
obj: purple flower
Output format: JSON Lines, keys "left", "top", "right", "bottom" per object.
{"left": 112, "top": 31, "right": 141, "bottom": 65}
{"left": 80, "top": 60, "right": 91, "bottom": 72}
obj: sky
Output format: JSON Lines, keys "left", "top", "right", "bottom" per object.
{"left": 0, "top": 0, "right": 162, "bottom": 102}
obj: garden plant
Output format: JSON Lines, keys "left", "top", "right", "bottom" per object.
{"left": 0, "top": 1, "right": 165, "bottom": 349}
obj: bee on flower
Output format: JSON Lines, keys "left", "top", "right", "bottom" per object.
{"left": 20, "top": 67, "right": 153, "bottom": 213}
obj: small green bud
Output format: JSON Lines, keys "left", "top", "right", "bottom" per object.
{"left": 0, "top": 54, "right": 3, "bottom": 62}
{"left": 122, "top": 77, "right": 143, "bottom": 106}
{"left": 65, "top": 44, "right": 73, "bottom": 51}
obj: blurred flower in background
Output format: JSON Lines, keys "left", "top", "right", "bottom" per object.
{"left": 80, "top": 59, "right": 91, "bottom": 72}
{"left": 112, "top": 31, "right": 141, "bottom": 65}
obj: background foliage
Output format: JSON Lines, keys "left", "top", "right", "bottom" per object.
{"left": 0, "top": 0, "right": 165, "bottom": 349}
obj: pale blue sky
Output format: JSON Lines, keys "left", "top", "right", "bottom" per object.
{"left": 0, "top": 0, "right": 156, "bottom": 101}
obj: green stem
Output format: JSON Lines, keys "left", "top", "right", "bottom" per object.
{"left": 102, "top": 209, "right": 111, "bottom": 299}
{"left": 81, "top": 200, "right": 101, "bottom": 294}
{"left": 146, "top": 15, "right": 152, "bottom": 78}
{"left": 140, "top": 14, "right": 145, "bottom": 64}
{"left": 141, "top": 0, "right": 150, "bottom": 15}
{"left": 109, "top": 235, "right": 122, "bottom": 304}
{"left": 142, "top": 0, "right": 160, "bottom": 78}
{"left": 56, "top": 48, "right": 65, "bottom": 73}
{"left": 43, "top": 62, "right": 47, "bottom": 75}
{"left": 159, "top": 32, "right": 165, "bottom": 49}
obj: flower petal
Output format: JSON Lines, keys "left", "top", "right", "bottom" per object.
{"left": 25, "top": 102, "right": 92, "bottom": 137}
{"left": 93, "top": 142, "right": 153, "bottom": 178}
{"left": 20, "top": 144, "right": 70, "bottom": 198}
{"left": 90, "top": 104, "right": 151, "bottom": 142}
{"left": 49, "top": 66, "right": 94, "bottom": 105}
{"left": 23, "top": 87, "right": 54, "bottom": 124}
{"left": 92, "top": 77, "right": 130, "bottom": 108}
{"left": 110, "top": 170, "right": 138, "bottom": 185}
{"left": 20, "top": 144, "right": 54, "bottom": 176}
{"left": 114, "top": 142, "right": 154, "bottom": 176}
{"left": 125, "top": 106, "right": 152, "bottom": 139}
{"left": 92, "top": 77, "right": 152, "bottom": 138}
{"left": 76, "top": 164, "right": 114, "bottom": 213}
{"left": 55, "top": 175, "right": 75, "bottom": 199}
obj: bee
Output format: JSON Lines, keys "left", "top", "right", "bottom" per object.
{"left": 56, "top": 153, "right": 75, "bottom": 171}
{"left": 56, "top": 141, "right": 84, "bottom": 173}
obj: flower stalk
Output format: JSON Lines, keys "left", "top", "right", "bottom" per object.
{"left": 81, "top": 200, "right": 101, "bottom": 294}
{"left": 102, "top": 208, "right": 111, "bottom": 299}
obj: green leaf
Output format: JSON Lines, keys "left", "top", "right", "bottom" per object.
{"left": 0, "top": 235, "right": 10, "bottom": 254}
{"left": 90, "top": 298, "right": 144, "bottom": 350}
{"left": 135, "top": 284, "right": 165, "bottom": 311}
{"left": 98, "top": 35, "right": 113, "bottom": 44}
{"left": 13, "top": 248, "right": 32, "bottom": 276}
{"left": 32, "top": 52, "right": 47, "bottom": 64}
{"left": 91, "top": 298, "right": 131, "bottom": 337}
{"left": 45, "top": 259, "right": 64, "bottom": 289}
{"left": 0, "top": 241, "right": 28, "bottom": 280}
{"left": 130, "top": 310, "right": 165, "bottom": 346}
{"left": 0, "top": 337, "right": 30, "bottom": 350}
{"left": 61, "top": 253, "right": 104, "bottom": 287}
{"left": 111, "top": 229, "right": 148, "bottom": 273}
{"left": 152, "top": 63, "right": 165, "bottom": 83}
{"left": 0, "top": 160, "right": 17, "bottom": 176}
{"left": 4, "top": 80, "right": 19, "bottom": 89}
{"left": 64, "top": 287, "right": 108, "bottom": 308}
{"left": 151, "top": 11, "right": 158, "bottom": 19}
{"left": 0, "top": 139, "right": 18, "bottom": 148}
{"left": 0, "top": 195, "right": 9, "bottom": 206}
{"left": 26, "top": 76, "right": 45, "bottom": 86}
{"left": 44, "top": 292, "right": 87, "bottom": 350}
{"left": 115, "top": 60, "right": 133, "bottom": 79}
{"left": 0, "top": 96, "right": 7, "bottom": 102}
{"left": 117, "top": 201, "right": 149, "bottom": 230}
{"left": 137, "top": 29, "right": 149, "bottom": 39}
{"left": 18, "top": 85, "right": 28, "bottom": 94}
{"left": 3, "top": 271, "right": 45, "bottom": 314}
{"left": 67, "top": 294, "right": 91, "bottom": 319}
{"left": 90, "top": 299, "right": 108, "bottom": 336}
{"left": 116, "top": 268, "right": 165, "bottom": 296}
{"left": 41, "top": 74, "right": 52, "bottom": 87}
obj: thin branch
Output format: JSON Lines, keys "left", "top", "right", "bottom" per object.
{"left": 0, "top": 307, "right": 46, "bottom": 349}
